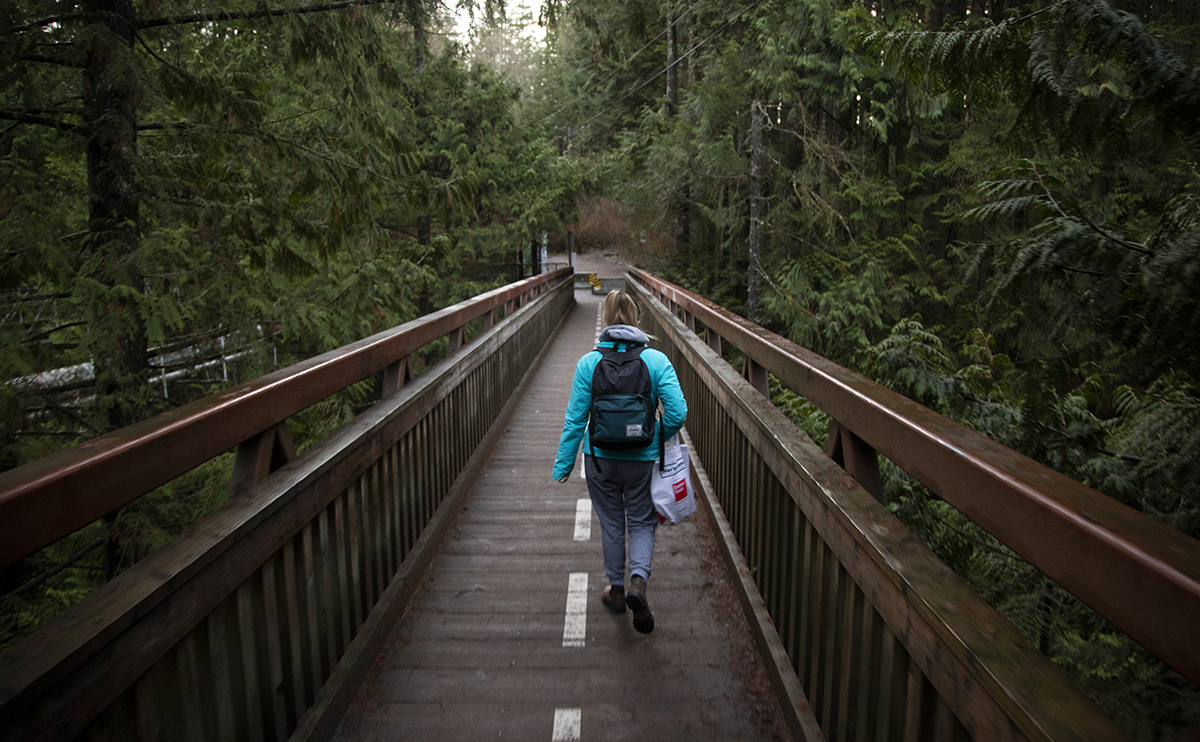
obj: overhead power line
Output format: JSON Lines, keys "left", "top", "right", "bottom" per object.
{"left": 571, "top": 0, "right": 768, "bottom": 130}
{"left": 539, "top": 0, "right": 706, "bottom": 125}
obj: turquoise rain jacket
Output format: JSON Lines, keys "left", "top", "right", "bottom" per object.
{"left": 552, "top": 324, "right": 688, "bottom": 480}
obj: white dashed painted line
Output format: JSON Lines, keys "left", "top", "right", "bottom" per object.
{"left": 552, "top": 708, "right": 582, "bottom": 741}
{"left": 573, "top": 499, "right": 591, "bottom": 541}
{"left": 562, "top": 572, "right": 588, "bottom": 648}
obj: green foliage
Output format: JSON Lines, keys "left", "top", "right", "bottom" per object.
{"left": 770, "top": 379, "right": 829, "bottom": 448}
{"left": 0, "top": 456, "right": 232, "bottom": 651}
{"left": 1085, "top": 379, "right": 1200, "bottom": 537}
{"left": 2, "top": 0, "right": 579, "bottom": 647}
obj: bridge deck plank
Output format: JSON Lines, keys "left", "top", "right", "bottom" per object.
{"left": 332, "top": 289, "right": 790, "bottom": 742}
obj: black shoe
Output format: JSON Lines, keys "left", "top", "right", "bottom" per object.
{"left": 625, "top": 575, "right": 654, "bottom": 634}
{"left": 601, "top": 584, "right": 626, "bottom": 614}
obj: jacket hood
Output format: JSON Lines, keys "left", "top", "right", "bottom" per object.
{"left": 598, "top": 324, "right": 649, "bottom": 345}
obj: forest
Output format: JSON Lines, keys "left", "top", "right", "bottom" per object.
{"left": 2, "top": 0, "right": 1198, "bottom": 738}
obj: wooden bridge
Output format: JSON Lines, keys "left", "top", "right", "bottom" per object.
{"left": 1, "top": 268, "right": 1198, "bottom": 741}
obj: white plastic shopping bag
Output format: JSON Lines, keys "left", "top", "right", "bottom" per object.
{"left": 651, "top": 436, "right": 695, "bottom": 525}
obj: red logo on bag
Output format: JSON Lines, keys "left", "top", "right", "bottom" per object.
{"left": 672, "top": 480, "right": 688, "bottom": 502}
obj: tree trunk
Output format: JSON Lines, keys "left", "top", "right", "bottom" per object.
{"left": 687, "top": 19, "right": 696, "bottom": 91}
{"left": 666, "top": 4, "right": 688, "bottom": 263}
{"left": 747, "top": 101, "right": 763, "bottom": 323}
{"left": 83, "top": 0, "right": 149, "bottom": 434}
{"left": 674, "top": 179, "right": 690, "bottom": 263}
{"left": 83, "top": 0, "right": 143, "bottom": 579}
{"left": 414, "top": 23, "right": 426, "bottom": 74}
{"left": 415, "top": 22, "right": 430, "bottom": 247}
{"left": 665, "top": 9, "right": 677, "bottom": 117}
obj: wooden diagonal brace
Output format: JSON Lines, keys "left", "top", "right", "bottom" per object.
{"left": 825, "top": 418, "right": 883, "bottom": 502}
{"left": 229, "top": 423, "right": 297, "bottom": 498}
{"left": 382, "top": 355, "right": 413, "bottom": 398}
{"left": 742, "top": 357, "right": 769, "bottom": 398}
{"left": 447, "top": 326, "right": 465, "bottom": 353}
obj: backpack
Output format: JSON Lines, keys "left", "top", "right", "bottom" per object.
{"left": 589, "top": 343, "right": 657, "bottom": 457}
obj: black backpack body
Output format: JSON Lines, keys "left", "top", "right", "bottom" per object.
{"left": 589, "top": 344, "right": 656, "bottom": 455}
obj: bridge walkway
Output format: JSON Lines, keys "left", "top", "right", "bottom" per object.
{"left": 331, "top": 289, "right": 791, "bottom": 741}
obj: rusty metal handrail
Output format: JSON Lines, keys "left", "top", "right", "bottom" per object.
{"left": 629, "top": 267, "right": 1200, "bottom": 688}
{"left": 0, "top": 269, "right": 572, "bottom": 568}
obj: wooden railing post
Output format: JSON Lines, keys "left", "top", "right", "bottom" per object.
{"left": 447, "top": 326, "right": 465, "bottom": 354}
{"left": 706, "top": 328, "right": 722, "bottom": 355}
{"left": 825, "top": 418, "right": 883, "bottom": 503}
{"left": 229, "top": 423, "right": 297, "bottom": 498}
{"left": 382, "top": 355, "right": 413, "bottom": 397}
{"left": 742, "top": 357, "right": 769, "bottom": 398}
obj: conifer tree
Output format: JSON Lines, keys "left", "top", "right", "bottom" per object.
{"left": 1, "top": 0, "right": 508, "bottom": 439}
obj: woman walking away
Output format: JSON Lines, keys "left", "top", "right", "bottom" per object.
{"left": 552, "top": 290, "right": 687, "bottom": 634}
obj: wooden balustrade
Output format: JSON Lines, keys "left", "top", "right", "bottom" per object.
{"left": 0, "top": 270, "right": 574, "bottom": 742}
{"left": 5, "top": 265, "right": 1196, "bottom": 742}
{"left": 627, "top": 270, "right": 1199, "bottom": 741}
{"left": 0, "top": 269, "right": 570, "bottom": 569}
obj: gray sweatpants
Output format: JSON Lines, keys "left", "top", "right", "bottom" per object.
{"left": 584, "top": 455, "right": 657, "bottom": 587}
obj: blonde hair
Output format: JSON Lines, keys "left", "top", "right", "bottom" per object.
{"left": 602, "top": 290, "right": 640, "bottom": 328}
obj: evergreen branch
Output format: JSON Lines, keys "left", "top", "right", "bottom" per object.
{"left": 1006, "top": 6, "right": 1052, "bottom": 25}
{"left": 1, "top": 292, "right": 72, "bottom": 302}
{"left": 0, "top": 39, "right": 75, "bottom": 47}
{"left": 1053, "top": 262, "right": 1106, "bottom": 277}
{"left": 270, "top": 135, "right": 352, "bottom": 172}
{"left": 6, "top": 104, "right": 83, "bottom": 117}
{"left": 820, "top": 105, "right": 853, "bottom": 134}
{"left": 15, "top": 53, "right": 82, "bottom": 69}
{"left": 772, "top": 226, "right": 852, "bottom": 266}
{"left": 146, "top": 327, "right": 234, "bottom": 355}
{"left": 1037, "top": 419, "right": 1143, "bottom": 464}
{"left": 9, "top": 13, "right": 85, "bottom": 33}
{"left": 137, "top": 106, "right": 333, "bottom": 136}
{"left": 137, "top": 122, "right": 190, "bottom": 131}
{"left": 0, "top": 537, "right": 107, "bottom": 602}
{"left": 760, "top": 270, "right": 817, "bottom": 320}
{"left": 264, "top": 106, "right": 338, "bottom": 126}
{"left": 937, "top": 517, "right": 1023, "bottom": 563}
{"left": 135, "top": 27, "right": 188, "bottom": 77}
{"left": 1030, "top": 162, "right": 1151, "bottom": 256}
{"left": 22, "top": 321, "right": 88, "bottom": 345}
{"left": 137, "top": 0, "right": 400, "bottom": 30}
{"left": 270, "top": 133, "right": 402, "bottom": 184}
{"left": 0, "top": 110, "right": 82, "bottom": 133}
{"left": 38, "top": 391, "right": 102, "bottom": 433}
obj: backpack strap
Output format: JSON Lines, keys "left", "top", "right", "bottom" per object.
{"left": 658, "top": 418, "right": 664, "bottom": 470}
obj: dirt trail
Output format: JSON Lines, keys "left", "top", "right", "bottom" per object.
{"left": 549, "top": 248, "right": 630, "bottom": 278}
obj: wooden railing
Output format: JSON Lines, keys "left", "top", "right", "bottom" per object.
{"left": 0, "top": 269, "right": 574, "bottom": 742}
{"left": 628, "top": 268, "right": 1200, "bottom": 742}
